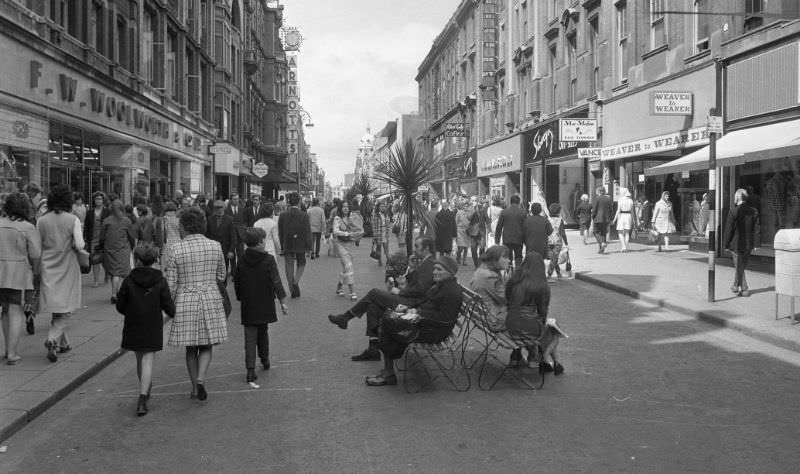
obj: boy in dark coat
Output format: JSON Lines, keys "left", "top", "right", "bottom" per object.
{"left": 115, "top": 243, "right": 175, "bottom": 417}
{"left": 235, "top": 228, "right": 288, "bottom": 387}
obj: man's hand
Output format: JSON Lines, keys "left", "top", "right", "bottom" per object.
{"left": 390, "top": 287, "right": 400, "bottom": 295}
{"left": 280, "top": 302, "right": 289, "bottom": 315}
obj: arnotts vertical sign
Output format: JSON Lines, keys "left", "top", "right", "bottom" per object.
{"left": 287, "top": 53, "right": 299, "bottom": 173}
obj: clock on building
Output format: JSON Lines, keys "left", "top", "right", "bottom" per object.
{"left": 282, "top": 28, "right": 303, "bottom": 50}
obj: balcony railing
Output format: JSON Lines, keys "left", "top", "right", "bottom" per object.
{"left": 243, "top": 50, "right": 259, "bottom": 75}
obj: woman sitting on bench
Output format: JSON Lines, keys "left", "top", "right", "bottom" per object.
{"left": 505, "top": 252, "right": 564, "bottom": 374}
{"left": 365, "top": 256, "right": 464, "bottom": 386}
{"left": 469, "top": 245, "right": 511, "bottom": 333}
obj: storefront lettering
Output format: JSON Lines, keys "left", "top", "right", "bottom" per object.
{"left": 481, "top": 154, "right": 515, "bottom": 171}
{"left": 531, "top": 129, "right": 553, "bottom": 161}
{"left": 601, "top": 127, "right": 709, "bottom": 161}
{"left": 58, "top": 74, "right": 77, "bottom": 103}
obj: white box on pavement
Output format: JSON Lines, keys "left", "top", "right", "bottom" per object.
{"left": 774, "top": 229, "right": 800, "bottom": 296}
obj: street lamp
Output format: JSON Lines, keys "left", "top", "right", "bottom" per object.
{"left": 294, "top": 107, "right": 314, "bottom": 193}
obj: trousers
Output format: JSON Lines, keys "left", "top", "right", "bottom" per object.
{"left": 349, "top": 288, "right": 417, "bottom": 338}
{"left": 243, "top": 324, "right": 269, "bottom": 369}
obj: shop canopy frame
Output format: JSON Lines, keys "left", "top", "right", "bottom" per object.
{"left": 644, "top": 118, "right": 800, "bottom": 176}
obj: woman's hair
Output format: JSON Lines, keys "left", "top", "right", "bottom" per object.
{"left": 548, "top": 203, "right": 561, "bottom": 216}
{"left": 164, "top": 200, "right": 178, "bottom": 212}
{"left": 47, "top": 185, "right": 73, "bottom": 213}
{"left": 3, "top": 192, "right": 32, "bottom": 220}
{"left": 619, "top": 187, "right": 630, "bottom": 199}
{"left": 480, "top": 245, "right": 509, "bottom": 271}
{"left": 505, "top": 251, "right": 550, "bottom": 307}
{"left": 530, "top": 202, "right": 543, "bottom": 216}
{"left": 580, "top": 193, "right": 589, "bottom": 201}
{"left": 110, "top": 199, "right": 126, "bottom": 218}
{"left": 179, "top": 207, "right": 207, "bottom": 235}
{"left": 72, "top": 192, "right": 84, "bottom": 203}
{"left": 337, "top": 200, "right": 351, "bottom": 218}
{"left": 258, "top": 202, "right": 274, "bottom": 219}
{"left": 661, "top": 191, "right": 670, "bottom": 200}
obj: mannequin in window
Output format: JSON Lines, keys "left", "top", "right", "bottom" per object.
{"left": 762, "top": 171, "right": 785, "bottom": 242}
{"left": 569, "top": 183, "right": 582, "bottom": 225}
{"left": 785, "top": 173, "right": 800, "bottom": 229}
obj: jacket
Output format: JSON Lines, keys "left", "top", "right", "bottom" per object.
{"left": 435, "top": 208, "right": 457, "bottom": 252}
{"left": 0, "top": 216, "right": 41, "bottom": 290}
{"left": 591, "top": 194, "right": 614, "bottom": 224}
{"left": 84, "top": 207, "right": 111, "bottom": 253}
{"left": 494, "top": 205, "right": 527, "bottom": 245}
{"left": 115, "top": 266, "right": 175, "bottom": 352}
{"left": 399, "top": 254, "right": 435, "bottom": 299}
{"left": 522, "top": 215, "right": 553, "bottom": 257}
{"left": 414, "top": 277, "right": 464, "bottom": 344}
{"left": 234, "top": 248, "right": 286, "bottom": 325}
{"left": 205, "top": 213, "right": 237, "bottom": 256}
{"left": 278, "top": 206, "right": 312, "bottom": 253}
{"left": 724, "top": 202, "right": 759, "bottom": 253}
{"left": 307, "top": 206, "right": 326, "bottom": 233}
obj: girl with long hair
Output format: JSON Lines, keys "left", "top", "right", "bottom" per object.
{"left": 332, "top": 201, "right": 363, "bottom": 300}
{"left": 469, "top": 245, "right": 510, "bottom": 332}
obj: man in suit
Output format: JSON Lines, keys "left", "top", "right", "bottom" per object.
{"left": 724, "top": 188, "right": 759, "bottom": 297}
{"left": 206, "top": 200, "right": 237, "bottom": 273}
{"left": 419, "top": 200, "right": 439, "bottom": 253}
{"left": 278, "top": 193, "right": 312, "bottom": 298}
{"left": 495, "top": 194, "right": 528, "bottom": 267}
{"left": 245, "top": 194, "right": 262, "bottom": 228}
{"left": 327, "top": 236, "right": 436, "bottom": 361}
{"left": 591, "top": 186, "right": 614, "bottom": 254}
{"left": 435, "top": 200, "right": 457, "bottom": 256}
{"left": 225, "top": 193, "right": 247, "bottom": 270}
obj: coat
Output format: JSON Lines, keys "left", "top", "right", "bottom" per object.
{"left": 278, "top": 207, "right": 312, "bottom": 253}
{"left": 399, "top": 254, "right": 435, "bottom": 300}
{"left": 724, "top": 202, "right": 759, "bottom": 253}
{"left": 435, "top": 208, "right": 457, "bottom": 252}
{"left": 115, "top": 267, "right": 175, "bottom": 352}
{"left": 234, "top": 248, "right": 287, "bottom": 325}
{"left": 591, "top": 194, "right": 614, "bottom": 224}
{"left": 84, "top": 207, "right": 111, "bottom": 253}
{"left": 205, "top": 213, "right": 237, "bottom": 256}
{"left": 523, "top": 215, "right": 553, "bottom": 257}
{"left": 0, "top": 216, "right": 41, "bottom": 291}
{"left": 165, "top": 234, "right": 228, "bottom": 346}
{"left": 307, "top": 206, "right": 326, "bottom": 233}
{"left": 37, "top": 211, "right": 84, "bottom": 313}
{"left": 494, "top": 205, "right": 527, "bottom": 245}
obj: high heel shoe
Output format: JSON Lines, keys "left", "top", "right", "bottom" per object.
{"left": 136, "top": 394, "right": 148, "bottom": 416}
{"left": 196, "top": 382, "right": 207, "bottom": 401}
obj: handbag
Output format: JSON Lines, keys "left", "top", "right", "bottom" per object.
{"left": 75, "top": 248, "right": 91, "bottom": 274}
{"left": 370, "top": 241, "right": 381, "bottom": 260}
{"left": 648, "top": 229, "right": 660, "bottom": 244}
{"left": 381, "top": 310, "right": 419, "bottom": 345}
{"left": 218, "top": 280, "right": 232, "bottom": 319}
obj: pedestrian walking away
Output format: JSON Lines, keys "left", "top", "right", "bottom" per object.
{"left": 37, "top": 185, "right": 84, "bottom": 362}
{"left": 307, "top": 198, "right": 326, "bottom": 259}
{"left": 494, "top": 195, "right": 527, "bottom": 267}
{"left": 101, "top": 200, "right": 135, "bottom": 304}
{"left": 522, "top": 202, "right": 553, "bottom": 266}
{"left": 591, "top": 186, "right": 613, "bottom": 254}
{"left": 115, "top": 243, "right": 175, "bottom": 416}
{"left": 546, "top": 203, "right": 569, "bottom": 280}
{"left": 575, "top": 194, "right": 593, "bottom": 245}
{"left": 235, "top": 227, "right": 288, "bottom": 387}
{"left": 724, "top": 188, "right": 759, "bottom": 297}
{"left": 278, "top": 193, "right": 312, "bottom": 299}
{"left": 164, "top": 208, "right": 229, "bottom": 401}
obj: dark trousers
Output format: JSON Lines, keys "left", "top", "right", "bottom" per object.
{"left": 243, "top": 324, "right": 269, "bottom": 369}
{"left": 731, "top": 251, "right": 750, "bottom": 291}
{"left": 506, "top": 242, "right": 523, "bottom": 267}
{"left": 593, "top": 222, "right": 608, "bottom": 245}
{"left": 469, "top": 236, "right": 483, "bottom": 267}
{"left": 312, "top": 232, "right": 322, "bottom": 256}
{"left": 350, "top": 288, "right": 416, "bottom": 338}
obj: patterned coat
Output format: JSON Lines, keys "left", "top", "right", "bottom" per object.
{"left": 165, "top": 234, "right": 228, "bottom": 347}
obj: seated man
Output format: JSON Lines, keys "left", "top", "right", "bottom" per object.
{"left": 328, "top": 236, "right": 436, "bottom": 361}
{"left": 365, "top": 256, "right": 464, "bottom": 386}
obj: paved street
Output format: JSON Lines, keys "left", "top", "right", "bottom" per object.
{"left": 2, "top": 242, "right": 800, "bottom": 473}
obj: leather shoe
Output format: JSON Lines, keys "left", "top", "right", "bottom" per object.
{"left": 262, "top": 360, "right": 271, "bottom": 370}
{"left": 196, "top": 383, "right": 207, "bottom": 401}
{"left": 740, "top": 289, "right": 751, "bottom": 297}
{"left": 539, "top": 362, "right": 555, "bottom": 373}
{"left": 365, "top": 373, "right": 397, "bottom": 386}
{"left": 45, "top": 340, "right": 58, "bottom": 362}
{"left": 246, "top": 369, "right": 258, "bottom": 383}
{"left": 553, "top": 362, "right": 565, "bottom": 376}
{"left": 351, "top": 347, "right": 380, "bottom": 361}
{"left": 328, "top": 313, "right": 349, "bottom": 330}
{"left": 136, "top": 395, "right": 148, "bottom": 416}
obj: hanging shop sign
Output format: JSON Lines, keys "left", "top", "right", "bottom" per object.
{"left": 477, "top": 135, "right": 521, "bottom": 177}
{"left": 600, "top": 126, "right": 710, "bottom": 161}
{"left": 651, "top": 91, "right": 693, "bottom": 115}
{"left": 524, "top": 112, "right": 590, "bottom": 163}
{"left": 445, "top": 122, "right": 469, "bottom": 137}
{"left": 559, "top": 118, "right": 598, "bottom": 142}
{"left": 212, "top": 145, "right": 241, "bottom": 176}
{"left": 252, "top": 162, "right": 269, "bottom": 178}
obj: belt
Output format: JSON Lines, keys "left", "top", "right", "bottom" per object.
{"left": 619, "top": 211, "right": 631, "bottom": 214}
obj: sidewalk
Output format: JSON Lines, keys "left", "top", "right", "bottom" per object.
{"left": 0, "top": 278, "right": 127, "bottom": 443}
{"left": 566, "top": 229, "right": 800, "bottom": 353}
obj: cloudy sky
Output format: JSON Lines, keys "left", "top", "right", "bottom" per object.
{"left": 283, "top": 0, "right": 461, "bottom": 185}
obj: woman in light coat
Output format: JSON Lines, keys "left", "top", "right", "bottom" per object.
{"left": 37, "top": 185, "right": 84, "bottom": 362}
{"left": 332, "top": 201, "right": 363, "bottom": 300}
{"left": 612, "top": 187, "right": 637, "bottom": 252}
{"left": 651, "top": 191, "right": 678, "bottom": 251}
{"left": 165, "top": 208, "right": 228, "bottom": 401}
{"left": 253, "top": 203, "right": 281, "bottom": 257}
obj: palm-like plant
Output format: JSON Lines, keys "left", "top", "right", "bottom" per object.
{"left": 374, "top": 138, "right": 441, "bottom": 252}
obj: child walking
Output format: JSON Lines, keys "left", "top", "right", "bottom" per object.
{"left": 234, "top": 228, "right": 288, "bottom": 387}
{"left": 115, "top": 243, "right": 175, "bottom": 416}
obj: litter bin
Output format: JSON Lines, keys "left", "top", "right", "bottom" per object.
{"left": 773, "top": 229, "right": 800, "bottom": 323}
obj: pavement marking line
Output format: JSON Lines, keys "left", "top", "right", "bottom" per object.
{"left": 113, "top": 387, "right": 312, "bottom": 398}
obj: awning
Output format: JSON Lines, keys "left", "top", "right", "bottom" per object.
{"left": 645, "top": 118, "right": 800, "bottom": 176}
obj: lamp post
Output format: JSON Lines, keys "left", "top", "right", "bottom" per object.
{"left": 294, "top": 108, "right": 313, "bottom": 194}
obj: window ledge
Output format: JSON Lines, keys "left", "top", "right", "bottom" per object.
{"left": 611, "top": 81, "right": 628, "bottom": 93}
{"left": 684, "top": 49, "right": 711, "bottom": 64}
{"left": 641, "top": 43, "right": 668, "bottom": 60}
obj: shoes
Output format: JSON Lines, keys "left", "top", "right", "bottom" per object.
{"left": 730, "top": 285, "right": 739, "bottom": 294}
{"left": 58, "top": 345, "right": 72, "bottom": 354}
{"left": 740, "top": 289, "right": 751, "bottom": 297}
{"left": 351, "top": 346, "right": 381, "bottom": 361}
{"left": 539, "top": 362, "right": 555, "bottom": 373}
{"left": 262, "top": 360, "right": 271, "bottom": 370}
{"left": 110, "top": 296, "right": 117, "bottom": 304}
{"left": 246, "top": 369, "right": 258, "bottom": 383}
{"left": 328, "top": 313, "right": 350, "bottom": 330}
{"left": 136, "top": 394, "right": 148, "bottom": 417}
{"left": 553, "top": 362, "right": 565, "bottom": 376}
{"left": 365, "top": 373, "right": 398, "bottom": 386}
{"left": 6, "top": 356, "right": 22, "bottom": 365}
{"left": 196, "top": 383, "right": 207, "bottom": 401}
{"left": 507, "top": 348, "right": 523, "bottom": 368}
{"left": 25, "top": 314, "right": 35, "bottom": 335}
{"left": 45, "top": 340, "right": 58, "bottom": 362}
{"left": 350, "top": 293, "right": 358, "bottom": 301}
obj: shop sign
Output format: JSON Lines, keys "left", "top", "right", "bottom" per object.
{"left": 707, "top": 115, "right": 723, "bottom": 134}
{"left": 477, "top": 135, "right": 521, "bottom": 177}
{"left": 652, "top": 92, "right": 693, "bottom": 115}
{"left": 525, "top": 114, "right": 589, "bottom": 163}
{"left": 0, "top": 105, "right": 48, "bottom": 152}
{"left": 578, "top": 147, "right": 602, "bottom": 161}
{"left": 212, "top": 145, "right": 241, "bottom": 176}
{"left": 600, "top": 126, "right": 709, "bottom": 161}
{"left": 559, "top": 119, "right": 597, "bottom": 142}
{"left": 445, "top": 122, "right": 469, "bottom": 137}
{"left": 252, "top": 162, "right": 269, "bottom": 178}
{"left": 101, "top": 145, "right": 150, "bottom": 171}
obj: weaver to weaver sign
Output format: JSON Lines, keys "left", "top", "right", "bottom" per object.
{"left": 652, "top": 91, "right": 693, "bottom": 115}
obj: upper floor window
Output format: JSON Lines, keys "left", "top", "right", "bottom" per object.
{"left": 694, "top": 0, "right": 709, "bottom": 53}
{"left": 744, "top": 0, "right": 764, "bottom": 32}
{"left": 616, "top": 1, "right": 629, "bottom": 82}
{"left": 650, "top": 0, "right": 666, "bottom": 49}
{"left": 588, "top": 16, "right": 600, "bottom": 96}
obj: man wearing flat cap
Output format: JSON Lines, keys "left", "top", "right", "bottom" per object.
{"left": 205, "top": 200, "right": 237, "bottom": 273}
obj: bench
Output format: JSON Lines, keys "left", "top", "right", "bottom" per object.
{"left": 396, "top": 288, "right": 476, "bottom": 393}
{"left": 460, "top": 286, "right": 546, "bottom": 390}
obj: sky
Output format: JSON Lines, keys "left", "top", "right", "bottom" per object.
{"left": 282, "top": 0, "right": 461, "bottom": 185}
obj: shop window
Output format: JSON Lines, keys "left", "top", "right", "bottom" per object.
{"left": 694, "top": 0, "right": 709, "bottom": 53}
{"left": 650, "top": 0, "right": 666, "bottom": 49}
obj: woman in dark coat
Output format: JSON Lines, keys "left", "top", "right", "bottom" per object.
{"left": 522, "top": 202, "right": 553, "bottom": 259}
{"left": 435, "top": 202, "right": 457, "bottom": 256}
{"left": 101, "top": 200, "right": 135, "bottom": 303}
{"left": 365, "top": 256, "right": 464, "bottom": 386}
{"left": 115, "top": 244, "right": 175, "bottom": 416}
{"left": 84, "top": 191, "right": 110, "bottom": 287}
{"left": 234, "top": 227, "right": 288, "bottom": 385}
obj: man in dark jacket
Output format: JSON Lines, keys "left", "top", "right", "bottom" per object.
{"left": 235, "top": 228, "right": 288, "bottom": 384}
{"left": 226, "top": 194, "right": 246, "bottom": 269}
{"left": 495, "top": 195, "right": 528, "bottom": 267}
{"left": 435, "top": 201, "right": 457, "bottom": 256}
{"left": 523, "top": 202, "right": 554, "bottom": 258}
{"left": 244, "top": 194, "right": 262, "bottom": 228}
{"left": 328, "top": 236, "right": 436, "bottom": 361}
{"left": 724, "top": 188, "right": 759, "bottom": 297}
{"left": 206, "top": 200, "right": 237, "bottom": 273}
{"left": 591, "top": 186, "right": 614, "bottom": 254}
{"left": 278, "top": 193, "right": 312, "bottom": 298}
